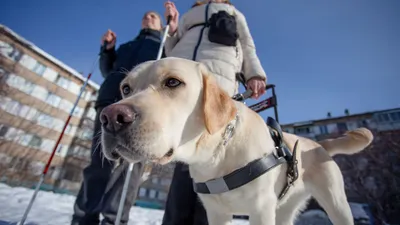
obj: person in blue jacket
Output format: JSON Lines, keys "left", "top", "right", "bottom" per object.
{"left": 71, "top": 11, "right": 166, "bottom": 225}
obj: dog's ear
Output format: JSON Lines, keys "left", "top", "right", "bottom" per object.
{"left": 200, "top": 64, "right": 237, "bottom": 135}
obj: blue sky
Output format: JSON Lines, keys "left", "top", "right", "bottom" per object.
{"left": 1, "top": 0, "right": 399, "bottom": 124}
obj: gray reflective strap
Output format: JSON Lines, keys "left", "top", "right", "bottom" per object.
{"left": 205, "top": 177, "right": 230, "bottom": 194}
{"left": 193, "top": 154, "right": 287, "bottom": 194}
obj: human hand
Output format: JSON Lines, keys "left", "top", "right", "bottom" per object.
{"left": 246, "top": 77, "right": 266, "bottom": 99}
{"left": 164, "top": 1, "right": 179, "bottom": 35}
{"left": 101, "top": 29, "right": 117, "bottom": 50}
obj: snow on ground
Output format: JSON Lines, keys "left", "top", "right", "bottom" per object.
{"left": 1, "top": 182, "right": 353, "bottom": 225}
{"left": 0, "top": 183, "right": 248, "bottom": 225}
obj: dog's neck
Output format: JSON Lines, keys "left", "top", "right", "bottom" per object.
{"left": 175, "top": 102, "right": 274, "bottom": 183}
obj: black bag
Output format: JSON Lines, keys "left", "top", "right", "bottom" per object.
{"left": 207, "top": 10, "right": 239, "bottom": 46}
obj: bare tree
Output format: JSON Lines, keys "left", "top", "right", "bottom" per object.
{"left": 334, "top": 130, "right": 400, "bottom": 224}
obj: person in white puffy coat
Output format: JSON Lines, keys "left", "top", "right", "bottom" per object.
{"left": 162, "top": 1, "right": 267, "bottom": 224}
{"left": 164, "top": 0, "right": 267, "bottom": 98}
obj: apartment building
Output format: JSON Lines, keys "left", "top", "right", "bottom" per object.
{"left": 282, "top": 108, "right": 400, "bottom": 140}
{"left": 0, "top": 24, "right": 99, "bottom": 188}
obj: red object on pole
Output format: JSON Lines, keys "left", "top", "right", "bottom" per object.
{"left": 43, "top": 72, "right": 92, "bottom": 175}
{"left": 19, "top": 66, "right": 95, "bottom": 225}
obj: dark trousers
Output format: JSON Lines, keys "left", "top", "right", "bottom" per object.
{"left": 162, "top": 162, "right": 209, "bottom": 225}
{"left": 71, "top": 106, "right": 145, "bottom": 225}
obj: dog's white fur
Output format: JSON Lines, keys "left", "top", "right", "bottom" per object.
{"left": 101, "top": 57, "right": 374, "bottom": 225}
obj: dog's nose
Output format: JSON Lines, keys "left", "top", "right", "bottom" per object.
{"left": 100, "top": 104, "right": 136, "bottom": 133}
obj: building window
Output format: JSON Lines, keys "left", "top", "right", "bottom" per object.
{"left": 31, "top": 85, "right": 49, "bottom": 101}
{"left": 41, "top": 139, "right": 55, "bottom": 153}
{"left": 319, "top": 125, "right": 328, "bottom": 135}
{"left": 4, "top": 99, "right": 21, "bottom": 116}
{"left": 46, "top": 93, "right": 61, "bottom": 108}
{"left": 82, "top": 90, "right": 92, "bottom": 101}
{"left": 6, "top": 74, "right": 25, "bottom": 89}
{"left": 37, "top": 113, "right": 53, "bottom": 128}
{"left": 294, "top": 127, "right": 312, "bottom": 134}
{"left": 68, "top": 81, "right": 81, "bottom": 95}
{"left": 0, "top": 124, "right": 9, "bottom": 138}
{"left": 87, "top": 108, "right": 97, "bottom": 121}
{"left": 52, "top": 118, "right": 64, "bottom": 132}
{"left": 337, "top": 122, "right": 348, "bottom": 133}
{"left": 80, "top": 127, "right": 94, "bottom": 140}
{"left": 65, "top": 125, "right": 77, "bottom": 136}
{"left": 19, "top": 54, "right": 37, "bottom": 70}
{"left": 357, "top": 120, "right": 368, "bottom": 128}
{"left": 56, "top": 144, "right": 69, "bottom": 156}
{"left": 28, "top": 161, "right": 45, "bottom": 176}
{"left": 160, "top": 178, "right": 171, "bottom": 186}
{"left": 26, "top": 107, "right": 40, "bottom": 122}
{"left": 59, "top": 99, "right": 73, "bottom": 113}
{"left": 138, "top": 188, "right": 147, "bottom": 197}
{"left": 56, "top": 75, "right": 70, "bottom": 90}
{"left": 152, "top": 177, "right": 159, "bottom": 184}
{"left": 32, "top": 62, "right": 46, "bottom": 76}
{"left": 378, "top": 113, "right": 390, "bottom": 122}
{"left": 389, "top": 112, "right": 400, "bottom": 122}
{"left": 0, "top": 96, "right": 11, "bottom": 111}
{"left": 6, "top": 74, "right": 35, "bottom": 95}
{"left": 18, "top": 133, "right": 33, "bottom": 147}
{"left": 29, "top": 135, "right": 42, "bottom": 149}
{"left": 4, "top": 127, "right": 24, "bottom": 142}
{"left": 0, "top": 40, "right": 22, "bottom": 61}
{"left": 42, "top": 67, "right": 58, "bottom": 82}
{"left": 20, "top": 80, "right": 35, "bottom": 94}
{"left": 149, "top": 189, "right": 157, "bottom": 199}
{"left": 18, "top": 105, "right": 31, "bottom": 118}
{"left": 157, "top": 191, "right": 167, "bottom": 201}
{"left": 73, "top": 106, "right": 84, "bottom": 118}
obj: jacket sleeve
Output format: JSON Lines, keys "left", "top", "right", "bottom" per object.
{"left": 164, "top": 15, "right": 187, "bottom": 56}
{"left": 164, "top": 33, "right": 180, "bottom": 56}
{"left": 235, "top": 9, "right": 267, "bottom": 83}
{"left": 99, "top": 46, "right": 117, "bottom": 79}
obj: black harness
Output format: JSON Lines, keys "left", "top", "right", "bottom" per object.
{"left": 193, "top": 117, "right": 299, "bottom": 200}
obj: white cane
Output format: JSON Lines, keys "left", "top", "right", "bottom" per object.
{"left": 114, "top": 16, "right": 172, "bottom": 225}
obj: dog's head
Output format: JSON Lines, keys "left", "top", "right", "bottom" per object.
{"left": 100, "top": 57, "right": 237, "bottom": 164}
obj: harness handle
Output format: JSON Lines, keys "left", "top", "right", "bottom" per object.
{"left": 232, "top": 84, "right": 276, "bottom": 101}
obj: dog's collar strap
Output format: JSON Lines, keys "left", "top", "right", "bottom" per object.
{"left": 193, "top": 153, "right": 286, "bottom": 194}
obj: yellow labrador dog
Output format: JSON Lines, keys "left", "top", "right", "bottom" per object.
{"left": 100, "top": 57, "right": 373, "bottom": 225}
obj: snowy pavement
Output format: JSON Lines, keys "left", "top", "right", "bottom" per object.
{"left": 0, "top": 183, "right": 249, "bottom": 225}
{"left": 2, "top": 182, "right": 361, "bottom": 225}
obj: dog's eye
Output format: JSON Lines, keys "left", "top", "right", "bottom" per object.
{"left": 122, "top": 84, "right": 131, "bottom": 95}
{"left": 165, "top": 78, "right": 182, "bottom": 88}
